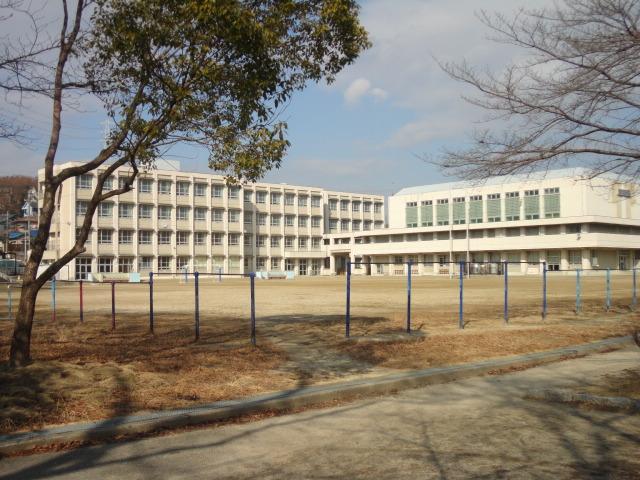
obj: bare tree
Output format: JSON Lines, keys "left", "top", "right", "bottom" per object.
{"left": 0, "top": 0, "right": 370, "bottom": 367}
{"left": 438, "top": 0, "right": 640, "bottom": 182}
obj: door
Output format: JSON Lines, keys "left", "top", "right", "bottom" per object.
{"left": 75, "top": 257, "right": 92, "bottom": 280}
{"left": 618, "top": 253, "right": 628, "bottom": 270}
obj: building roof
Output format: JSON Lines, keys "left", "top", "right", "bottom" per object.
{"left": 393, "top": 167, "right": 598, "bottom": 196}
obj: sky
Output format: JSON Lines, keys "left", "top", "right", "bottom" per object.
{"left": 0, "top": 0, "right": 552, "bottom": 196}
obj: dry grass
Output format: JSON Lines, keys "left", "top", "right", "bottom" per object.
{"left": 582, "top": 368, "right": 640, "bottom": 399}
{"left": 0, "top": 275, "right": 638, "bottom": 435}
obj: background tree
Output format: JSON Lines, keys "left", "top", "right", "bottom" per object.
{"left": 438, "top": 0, "right": 640, "bottom": 182}
{"left": 0, "top": 0, "right": 369, "bottom": 367}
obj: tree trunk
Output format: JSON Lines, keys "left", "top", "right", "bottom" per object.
{"left": 9, "top": 256, "right": 42, "bottom": 367}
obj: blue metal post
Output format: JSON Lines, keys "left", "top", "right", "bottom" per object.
{"left": 459, "top": 261, "right": 464, "bottom": 329}
{"left": 632, "top": 268, "right": 637, "bottom": 311}
{"left": 250, "top": 272, "right": 256, "bottom": 346}
{"left": 218, "top": 267, "right": 222, "bottom": 283}
{"left": 346, "top": 260, "right": 351, "bottom": 338}
{"left": 149, "top": 272, "right": 154, "bottom": 333}
{"left": 111, "top": 281, "right": 116, "bottom": 330}
{"left": 605, "top": 267, "right": 611, "bottom": 311}
{"left": 542, "top": 262, "right": 547, "bottom": 320}
{"left": 51, "top": 277, "right": 57, "bottom": 322}
{"left": 194, "top": 271, "right": 200, "bottom": 341}
{"left": 576, "top": 269, "right": 582, "bottom": 314}
{"left": 184, "top": 268, "right": 188, "bottom": 284}
{"left": 406, "top": 260, "right": 412, "bottom": 333}
{"left": 503, "top": 260, "right": 508, "bottom": 324}
{"left": 7, "top": 285, "right": 12, "bottom": 320}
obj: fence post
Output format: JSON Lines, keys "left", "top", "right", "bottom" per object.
{"left": 605, "top": 268, "right": 611, "bottom": 311}
{"left": 111, "top": 281, "right": 116, "bottom": 330}
{"left": 632, "top": 268, "right": 637, "bottom": 311}
{"left": 7, "top": 285, "right": 12, "bottom": 321}
{"left": 459, "top": 261, "right": 464, "bottom": 329}
{"left": 406, "top": 260, "right": 412, "bottom": 334}
{"left": 194, "top": 271, "right": 200, "bottom": 341}
{"left": 51, "top": 277, "right": 56, "bottom": 322}
{"left": 345, "top": 260, "right": 351, "bottom": 338}
{"left": 184, "top": 267, "right": 189, "bottom": 284}
{"left": 503, "top": 260, "right": 508, "bottom": 324}
{"left": 250, "top": 272, "right": 256, "bottom": 346}
{"left": 542, "top": 262, "right": 547, "bottom": 320}
{"left": 576, "top": 269, "right": 582, "bottom": 314}
{"left": 149, "top": 272, "right": 154, "bottom": 333}
{"left": 79, "top": 280, "right": 84, "bottom": 323}
{"left": 218, "top": 267, "right": 222, "bottom": 283}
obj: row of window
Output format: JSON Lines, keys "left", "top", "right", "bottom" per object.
{"left": 88, "top": 229, "right": 323, "bottom": 249}
{"left": 405, "top": 188, "right": 560, "bottom": 227}
{"left": 328, "top": 219, "right": 384, "bottom": 232}
{"left": 328, "top": 199, "right": 382, "bottom": 213}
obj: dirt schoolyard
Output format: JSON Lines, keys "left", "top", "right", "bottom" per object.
{"left": 0, "top": 273, "right": 638, "bottom": 434}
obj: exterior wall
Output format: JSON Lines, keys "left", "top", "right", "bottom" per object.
{"left": 39, "top": 162, "right": 383, "bottom": 280}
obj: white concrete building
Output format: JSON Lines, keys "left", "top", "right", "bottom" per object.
{"left": 39, "top": 162, "right": 384, "bottom": 280}
{"left": 326, "top": 168, "right": 640, "bottom": 275}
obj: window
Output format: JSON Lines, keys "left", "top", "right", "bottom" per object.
{"left": 158, "top": 206, "right": 172, "bottom": 220}
{"left": 158, "top": 256, "right": 171, "bottom": 272}
{"left": 138, "top": 204, "right": 153, "bottom": 219}
{"left": 524, "top": 190, "right": 540, "bottom": 219}
{"left": 194, "top": 208, "right": 206, "bottom": 221}
{"left": 228, "top": 233, "right": 240, "bottom": 245}
{"left": 270, "top": 192, "right": 281, "bottom": 205}
{"left": 138, "top": 256, "right": 153, "bottom": 271}
{"left": 420, "top": 200, "right": 433, "bottom": 226}
{"left": 352, "top": 201, "right": 360, "bottom": 212}
{"left": 194, "top": 232, "right": 206, "bottom": 245}
{"left": 212, "top": 184, "right": 224, "bottom": 198}
{"left": 102, "top": 177, "right": 113, "bottom": 192}
{"left": 311, "top": 196, "right": 321, "bottom": 208}
{"left": 405, "top": 201, "right": 418, "bottom": 228}
{"left": 118, "top": 230, "right": 133, "bottom": 244}
{"left": 544, "top": 187, "right": 560, "bottom": 218}
{"left": 270, "top": 214, "right": 281, "bottom": 226}
{"left": 505, "top": 192, "right": 520, "bottom": 221}
{"left": 566, "top": 224, "right": 581, "bottom": 234}
{"left": 212, "top": 209, "right": 224, "bottom": 223}
{"left": 98, "top": 202, "right": 113, "bottom": 217}
{"left": 176, "top": 182, "right": 190, "bottom": 196}
{"left": 244, "top": 234, "right": 252, "bottom": 246}
{"left": 271, "top": 258, "right": 281, "bottom": 270}
{"left": 158, "top": 180, "right": 172, "bottom": 194}
{"left": 364, "top": 220, "right": 372, "bottom": 231}
{"left": 298, "top": 237, "right": 308, "bottom": 250}
{"left": 118, "top": 177, "right": 130, "bottom": 190}
{"left": 312, "top": 237, "right": 321, "bottom": 249}
{"left": 158, "top": 231, "right": 172, "bottom": 244}
{"left": 312, "top": 216, "right": 321, "bottom": 228}
{"left": 98, "top": 229, "right": 112, "bottom": 244}
{"left": 363, "top": 202, "right": 371, "bottom": 213}
{"left": 119, "top": 203, "right": 134, "bottom": 218}
{"left": 98, "top": 257, "right": 112, "bottom": 273}
{"left": 285, "top": 259, "right": 295, "bottom": 271}
{"left": 436, "top": 199, "right": 449, "bottom": 226}
{"left": 212, "top": 233, "right": 224, "bottom": 245}
{"left": 281, "top": 214, "right": 294, "bottom": 227}
{"left": 177, "top": 206, "right": 190, "bottom": 220}
{"left": 329, "top": 199, "right": 338, "bottom": 211}
{"left": 77, "top": 174, "right": 92, "bottom": 189}
{"left": 452, "top": 197, "right": 466, "bottom": 225}
{"left": 256, "top": 191, "right": 267, "bottom": 203}
{"left": 228, "top": 210, "right": 240, "bottom": 223}
{"left": 329, "top": 219, "right": 338, "bottom": 230}
{"left": 76, "top": 201, "right": 88, "bottom": 216}
{"left": 244, "top": 212, "right": 253, "bottom": 225}
{"left": 118, "top": 257, "right": 134, "bottom": 273}
{"left": 569, "top": 249, "right": 582, "bottom": 268}
{"left": 340, "top": 200, "right": 349, "bottom": 212}
{"left": 285, "top": 236, "right": 294, "bottom": 248}
{"left": 547, "top": 251, "right": 560, "bottom": 271}
{"left": 506, "top": 227, "right": 520, "bottom": 237}
{"left": 244, "top": 190, "right": 253, "bottom": 203}
{"left": 375, "top": 221, "right": 384, "bottom": 229}
{"left": 298, "top": 195, "right": 308, "bottom": 207}
{"left": 340, "top": 219, "right": 349, "bottom": 231}
{"left": 257, "top": 213, "right": 267, "bottom": 226}
{"left": 138, "top": 230, "right": 152, "bottom": 245}
{"left": 618, "top": 188, "right": 631, "bottom": 198}
{"left": 469, "top": 195, "right": 482, "bottom": 223}
{"left": 374, "top": 203, "right": 382, "bottom": 213}
{"left": 177, "top": 231, "right": 189, "bottom": 245}
{"left": 487, "top": 193, "right": 501, "bottom": 222}
{"left": 352, "top": 220, "right": 361, "bottom": 231}
{"left": 194, "top": 183, "right": 207, "bottom": 197}
{"left": 270, "top": 236, "right": 281, "bottom": 247}
{"left": 298, "top": 216, "right": 308, "bottom": 228}
{"left": 256, "top": 235, "right": 266, "bottom": 247}
{"left": 138, "top": 178, "right": 152, "bottom": 193}
{"left": 228, "top": 186, "right": 240, "bottom": 199}
{"left": 256, "top": 257, "right": 267, "bottom": 270}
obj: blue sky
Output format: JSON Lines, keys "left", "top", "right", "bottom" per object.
{"left": 0, "top": 0, "right": 551, "bottom": 195}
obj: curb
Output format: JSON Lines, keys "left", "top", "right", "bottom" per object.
{"left": 0, "top": 335, "right": 634, "bottom": 454}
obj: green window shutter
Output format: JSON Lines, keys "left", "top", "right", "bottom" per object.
{"left": 453, "top": 202, "right": 465, "bottom": 223}
{"left": 524, "top": 195, "right": 539, "bottom": 217}
{"left": 544, "top": 194, "right": 560, "bottom": 217}
{"left": 469, "top": 200, "right": 482, "bottom": 222}
{"left": 487, "top": 198, "right": 501, "bottom": 220}
{"left": 436, "top": 204, "right": 449, "bottom": 224}
{"left": 405, "top": 206, "right": 418, "bottom": 227}
{"left": 420, "top": 205, "right": 433, "bottom": 226}
{"left": 505, "top": 197, "right": 520, "bottom": 219}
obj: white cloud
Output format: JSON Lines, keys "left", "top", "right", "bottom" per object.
{"left": 343, "top": 77, "right": 388, "bottom": 105}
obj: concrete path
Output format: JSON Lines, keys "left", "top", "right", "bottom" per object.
{"left": 1, "top": 348, "right": 639, "bottom": 479}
